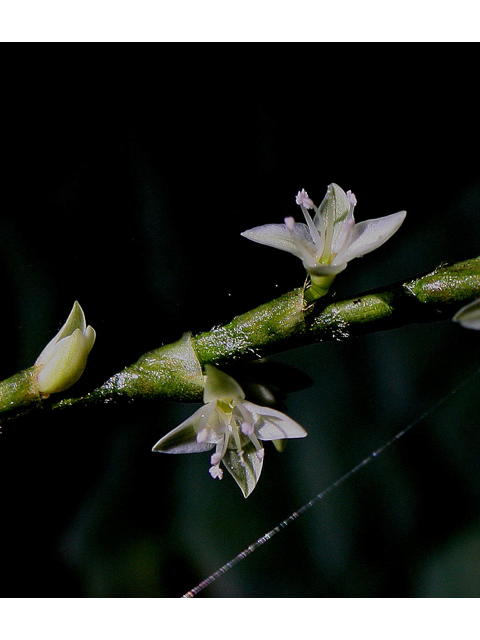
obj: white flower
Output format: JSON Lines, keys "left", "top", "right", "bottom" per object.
{"left": 35, "top": 301, "right": 96, "bottom": 396}
{"left": 453, "top": 298, "right": 480, "bottom": 330}
{"left": 152, "top": 364, "right": 307, "bottom": 497}
{"left": 241, "top": 183, "right": 406, "bottom": 278}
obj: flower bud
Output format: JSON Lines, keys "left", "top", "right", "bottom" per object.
{"left": 35, "top": 301, "right": 96, "bottom": 396}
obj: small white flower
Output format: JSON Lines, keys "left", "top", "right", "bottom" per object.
{"left": 241, "top": 183, "right": 406, "bottom": 278}
{"left": 453, "top": 298, "right": 480, "bottom": 330}
{"left": 152, "top": 364, "right": 307, "bottom": 497}
{"left": 35, "top": 301, "right": 96, "bottom": 396}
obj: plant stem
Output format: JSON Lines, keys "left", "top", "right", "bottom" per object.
{"left": 2, "top": 256, "right": 480, "bottom": 420}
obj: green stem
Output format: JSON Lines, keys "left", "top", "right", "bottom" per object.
{"left": 0, "top": 367, "right": 42, "bottom": 420}
{"left": 2, "top": 256, "right": 480, "bottom": 420}
{"left": 305, "top": 273, "right": 337, "bottom": 302}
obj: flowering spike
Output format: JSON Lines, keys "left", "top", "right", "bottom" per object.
{"left": 152, "top": 364, "right": 307, "bottom": 497}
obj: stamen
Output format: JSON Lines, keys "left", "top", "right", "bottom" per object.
{"left": 299, "top": 204, "right": 322, "bottom": 250}
{"left": 209, "top": 465, "right": 223, "bottom": 480}
{"left": 219, "top": 434, "right": 230, "bottom": 457}
{"left": 235, "top": 401, "right": 254, "bottom": 424}
{"left": 237, "top": 450, "right": 246, "bottom": 467}
{"left": 232, "top": 421, "right": 244, "bottom": 455}
{"left": 211, "top": 451, "right": 222, "bottom": 465}
{"left": 209, "top": 433, "right": 230, "bottom": 472}
{"left": 295, "top": 189, "right": 314, "bottom": 209}
{"left": 284, "top": 216, "right": 295, "bottom": 231}
{"left": 248, "top": 431, "right": 264, "bottom": 456}
{"left": 293, "top": 189, "right": 323, "bottom": 251}
{"left": 241, "top": 422, "right": 254, "bottom": 436}
{"left": 346, "top": 190, "right": 357, "bottom": 207}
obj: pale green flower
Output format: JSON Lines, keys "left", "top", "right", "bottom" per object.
{"left": 152, "top": 364, "right": 307, "bottom": 497}
{"left": 35, "top": 301, "right": 96, "bottom": 396}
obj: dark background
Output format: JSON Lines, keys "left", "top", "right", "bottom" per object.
{"left": 2, "top": 47, "right": 480, "bottom": 597}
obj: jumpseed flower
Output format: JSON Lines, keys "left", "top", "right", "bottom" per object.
{"left": 241, "top": 183, "right": 406, "bottom": 299}
{"left": 152, "top": 364, "right": 307, "bottom": 497}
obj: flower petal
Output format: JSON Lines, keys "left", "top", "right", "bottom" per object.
{"left": 314, "top": 183, "right": 352, "bottom": 247}
{"left": 453, "top": 298, "right": 480, "bottom": 330}
{"left": 84, "top": 325, "right": 96, "bottom": 353}
{"left": 242, "top": 401, "right": 307, "bottom": 440}
{"left": 152, "top": 404, "right": 217, "bottom": 454}
{"left": 222, "top": 439, "right": 263, "bottom": 498}
{"left": 36, "top": 328, "right": 93, "bottom": 394}
{"left": 241, "top": 223, "right": 316, "bottom": 263}
{"left": 203, "top": 364, "right": 245, "bottom": 403}
{"left": 36, "top": 301, "right": 87, "bottom": 366}
{"left": 334, "top": 211, "right": 406, "bottom": 264}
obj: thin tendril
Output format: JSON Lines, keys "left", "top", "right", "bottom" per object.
{"left": 182, "top": 366, "right": 480, "bottom": 598}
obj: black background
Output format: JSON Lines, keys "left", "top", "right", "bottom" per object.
{"left": 2, "top": 46, "right": 480, "bottom": 597}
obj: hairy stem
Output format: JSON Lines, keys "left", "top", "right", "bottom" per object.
{"left": 2, "top": 256, "right": 480, "bottom": 420}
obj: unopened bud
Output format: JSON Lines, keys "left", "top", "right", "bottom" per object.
{"left": 35, "top": 301, "right": 96, "bottom": 396}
